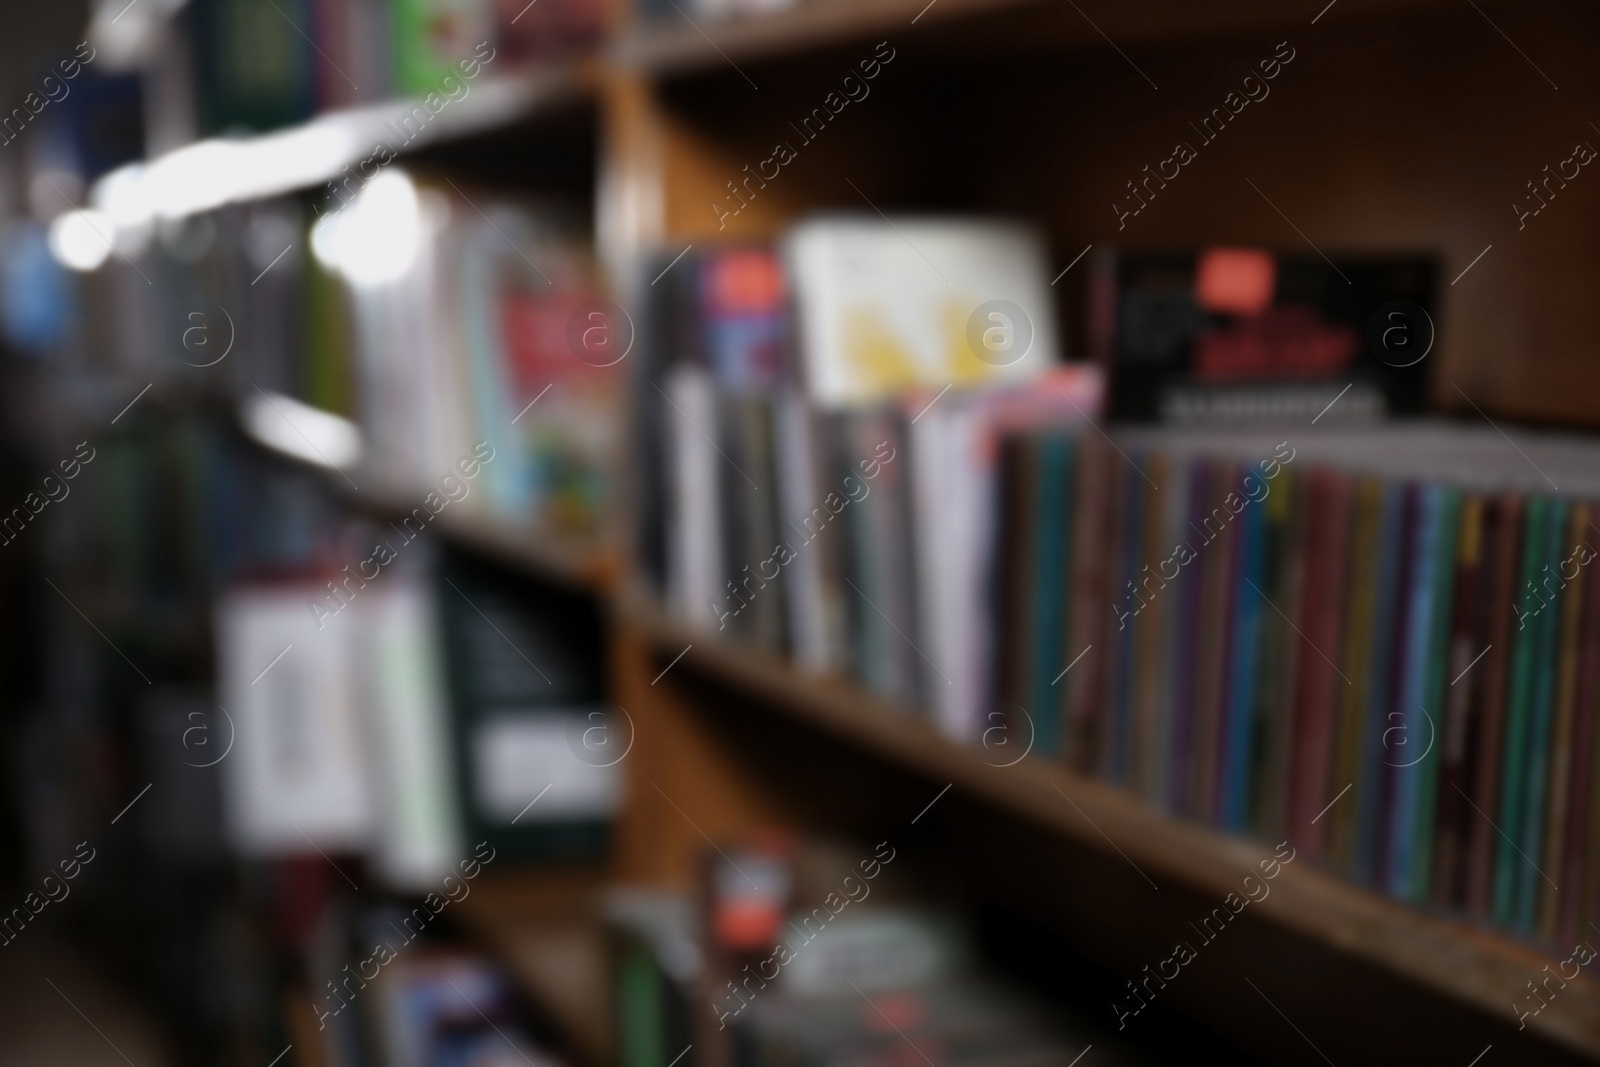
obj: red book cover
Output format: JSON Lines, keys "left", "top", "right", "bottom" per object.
{"left": 1286, "top": 469, "right": 1329, "bottom": 843}
{"left": 1292, "top": 469, "right": 1352, "bottom": 859}
{"left": 1190, "top": 459, "right": 1239, "bottom": 819}
{"left": 1064, "top": 436, "right": 1112, "bottom": 772}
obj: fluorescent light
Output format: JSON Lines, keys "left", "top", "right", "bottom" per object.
{"left": 242, "top": 390, "right": 364, "bottom": 471}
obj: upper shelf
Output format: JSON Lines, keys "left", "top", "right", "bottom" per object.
{"left": 612, "top": 0, "right": 1452, "bottom": 78}
{"left": 616, "top": 587, "right": 1600, "bottom": 1059}
{"left": 89, "top": 59, "right": 597, "bottom": 223}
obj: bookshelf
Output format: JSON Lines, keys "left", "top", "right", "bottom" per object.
{"left": 614, "top": 588, "right": 1600, "bottom": 1055}
{"left": 51, "top": 0, "right": 1600, "bottom": 1062}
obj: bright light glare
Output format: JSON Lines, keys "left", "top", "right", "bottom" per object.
{"left": 47, "top": 210, "right": 116, "bottom": 272}
{"left": 242, "top": 390, "right": 364, "bottom": 471}
{"left": 308, "top": 170, "right": 421, "bottom": 287}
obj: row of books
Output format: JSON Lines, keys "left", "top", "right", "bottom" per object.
{"left": 299, "top": 897, "right": 572, "bottom": 1067}
{"left": 52, "top": 415, "right": 620, "bottom": 890}
{"left": 65, "top": 170, "right": 616, "bottom": 540}
{"left": 190, "top": 0, "right": 601, "bottom": 132}
{"left": 635, "top": 219, "right": 1075, "bottom": 737}
{"left": 635, "top": 218, "right": 1600, "bottom": 949}
{"left": 607, "top": 831, "right": 1124, "bottom": 1067}
{"left": 1052, "top": 425, "right": 1600, "bottom": 948}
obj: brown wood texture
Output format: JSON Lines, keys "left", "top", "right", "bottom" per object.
{"left": 617, "top": 587, "right": 1600, "bottom": 1056}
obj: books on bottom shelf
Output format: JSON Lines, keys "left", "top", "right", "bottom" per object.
{"left": 217, "top": 543, "right": 621, "bottom": 890}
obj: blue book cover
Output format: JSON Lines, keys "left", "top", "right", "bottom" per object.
{"left": 1354, "top": 483, "right": 1404, "bottom": 887}
{"left": 1219, "top": 490, "right": 1266, "bottom": 831}
{"left": 1406, "top": 487, "right": 1460, "bottom": 903}
{"left": 1387, "top": 485, "right": 1444, "bottom": 898}
{"left": 1494, "top": 496, "right": 1548, "bottom": 924}
{"left": 1514, "top": 497, "right": 1569, "bottom": 930}
{"left": 1169, "top": 460, "right": 1209, "bottom": 810}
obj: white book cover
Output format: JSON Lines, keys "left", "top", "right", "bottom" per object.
{"left": 355, "top": 568, "right": 465, "bottom": 891}
{"left": 785, "top": 216, "right": 1061, "bottom": 409}
{"left": 665, "top": 365, "right": 724, "bottom": 629}
{"left": 218, "top": 584, "right": 375, "bottom": 856}
{"left": 909, "top": 367, "right": 1104, "bottom": 742}
{"left": 775, "top": 388, "right": 831, "bottom": 671}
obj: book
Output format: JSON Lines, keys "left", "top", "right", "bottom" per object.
{"left": 217, "top": 581, "right": 375, "bottom": 858}
{"left": 784, "top": 217, "right": 1062, "bottom": 409}
{"left": 434, "top": 547, "right": 618, "bottom": 861}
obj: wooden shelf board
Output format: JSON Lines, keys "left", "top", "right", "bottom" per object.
{"left": 618, "top": 589, "right": 1600, "bottom": 1057}
{"left": 613, "top": 0, "right": 1451, "bottom": 79}
{"left": 454, "top": 866, "right": 614, "bottom": 1066}
{"left": 87, "top": 58, "right": 599, "bottom": 221}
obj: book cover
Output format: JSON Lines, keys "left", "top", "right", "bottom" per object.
{"left": 1467, "top": 493, "right": 1523, "bottom": 917}
{"left": 1329, "top": 476, "right": 1382, "bottom": 873}
{"left": 1255, "top": 463, "right": 1307, "bottom": 841}
{"left": 1494, "top": 495, "right": 1548, "bottom": 924}
{"left": 1513, "top": 497, "right": 1570, "bottom": 930}
{"left": 1027, "top": 433, "right": 1075, "bottom": 757}
{"left": 1063, "top": 434, "right": 1111, "bottom": 771}
{"left": 435, "top": 547, "right": 617, "bottom": 861}
{"left": 1538, "top": 502, "right": 1588, "bottom": 937}
{"left": 784, "top": 217, "right": 1062, "bottom": 408}
{"left": 1432, "top": 493, "right": 1485, "bottom": 907}
{"left": 1405, "top": 486, "right": 1460, "bottom": 902}
{"left": 1218, "top": 477, "right": 1266, "bottom": 831}
{"left": 1353, "top": 483, "right": 1404, "bottom": 887}
{"left": 1559, "top": 513, "right": 1600, "bottom": 942}
{"left": 1102, "top": 450, "right": 1145, "bottom": 782}
{"left": 1131, "top": 450, "right": 1170, "bottom": 797}
{"left": 1167, "top": 458, "right": 1209, "bottom": 809}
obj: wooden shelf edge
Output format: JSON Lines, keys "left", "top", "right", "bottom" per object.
{"left": 612, "top": 0, "right": 1033, "bottom": 73}
{"left": 86, "top": 57, "right": 600, "bottom": 220}
{"left": 454, "top": 866, "right": 615, "bottom": 1066}
{"left": 616, "top": 588, "right": 1600, "bottom": 1057}
{"left": 610, "top": 0, "right": 1453, "bottom": 79}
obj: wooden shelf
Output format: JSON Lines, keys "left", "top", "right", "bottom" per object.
{"left": 617, "top": 588, "right": 1600, "bottom": 1058}
{"left": 612, "top": 0, "right": 1450, "bottom": 78}
{"left": 86, "top": 58, "right": 599, "bottom": 219}
{"left": 335, "top": 478, "right": 622, "bottom": 592}
{"left": 454, "top": 866, "right": 614, "bottom": 1066}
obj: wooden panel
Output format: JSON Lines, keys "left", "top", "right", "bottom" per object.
{"left": 455, "top": 868, "right": 613, "bottom": 1065}
{"left": 607, "top": 617, "right": 801, "bottom": 888}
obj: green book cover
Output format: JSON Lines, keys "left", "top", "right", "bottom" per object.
{"left": 1493, "top": 495, "right": 1546, "bottom": 923}
{"left": 1408, "top": 486, "right": 1460, "bottom": 902}
{"left": 1515, "top": 497, "right": 1569, "bottom": 929}
{"left": 1028, "top": 433, "right": 1073, "bottom": 757}
{"left": 391, "top": 0, "right": 493, "bottom": 96}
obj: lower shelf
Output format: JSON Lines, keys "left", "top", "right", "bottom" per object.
{"left": 618, "top": 589, "right": 1600, "bottom": 1058}
{"left": 454, "top": 866, "right": 613, "bottom": 1066}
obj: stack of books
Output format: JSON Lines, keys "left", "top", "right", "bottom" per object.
{"left": 69, "top": 173, "right": 616, "bottom": 540}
